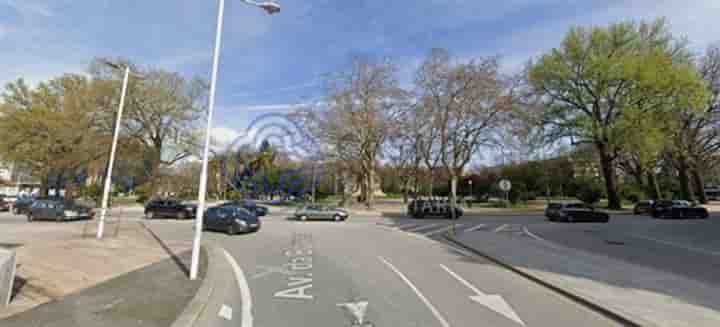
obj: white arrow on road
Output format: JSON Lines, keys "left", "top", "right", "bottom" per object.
{"left": 337, "top": 301, "right": 369, "bottom": 325}
{"left": 440, "top": 264, "right": 525, "bottom": 326}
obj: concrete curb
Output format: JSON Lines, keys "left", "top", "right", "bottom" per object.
{"left": 170, "top": 246, "right": 214, "bottom": 327}
{"left": 442, "top": 234, "right": 659, "bottom": 327}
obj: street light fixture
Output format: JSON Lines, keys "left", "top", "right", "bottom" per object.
{"left": 97, "top": 60, "right": 144, "bottom": 240}
{"left": 189, "top": 0, "right": 281, "bottom": 280}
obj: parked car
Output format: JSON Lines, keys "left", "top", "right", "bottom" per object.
{"left": 144, "top": 199, "right": 197, "bottom": 219}
{"left": 294, "top": 205, "right": 349, "bottom": 221}
{"left": 650, "top": 200, "right": 708, "bottom": 219}
{"left": 545, "top": 202, "right": 610, "bottom": 223}
{"left": 633, "top": 200, "right": 655, "bottom": 215}
{"left": 12, "top": 196, "right": 37, "bottom": 215}
{"left": 203, "top": 206, "right": 260, "bottom": 235}
{"left": 0, "top": 196, "right": 9, "bottom": 212}
{"left": 219, "top": 200, "right": 268, "bottom": 216}
{"left": 407, "top": 199, "right": 463, "bottom": 219}
{"left": 27, "top": 199, "right": 94, "bottom": 222}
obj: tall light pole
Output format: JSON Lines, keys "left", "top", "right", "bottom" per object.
{"left": 190, "top": 0, "right": 281, "bottom": 280}
{"left": 97, "top": 61, "right": 143, "bottom": 239}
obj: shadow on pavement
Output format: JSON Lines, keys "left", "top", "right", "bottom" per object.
{"left": 140, "top": 222, "right": 190, "bottom": 277}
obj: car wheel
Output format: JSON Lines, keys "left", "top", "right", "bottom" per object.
{"left": 13, "top": 208, "right": 19, "bottom": 215}
{"left": 56, "top": 215, "right": 63, "bottom": 222}
{"left": 145, "top": 211, "right": 154, "bottom": 220}
{"left": 227, "top": 224, "right": 236, "bottom": 235}
{"left": 334, "top": 214, "right": 342, "bottom": 222}
{"left": 300, "top": 215, "right": 308, "bottom": 221}
{"left": 27, "top": 214, "right": 34, "bottom": 222}
{"left": 177, "top": 212, "right": 187, "bottom": 220}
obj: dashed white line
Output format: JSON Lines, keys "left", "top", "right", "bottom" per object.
{"left": 406, "top": 223, "right": 441, "bottom": 232}
{"left": 218, "top": 304, "right": 233, "bottom": 320}
{"left": 521, "top": 226, "right": 546, "bottom": 242}
{"left": 463, "top": 224, "right": 487, "bottom": 233}
{"left": 423, "top": 224, "right": 465, "bottom": 236}
{"left": 493, "top": 224, "right": 509, "bottom": 233}
{"left": 222, "top": 248, "right": 253, "bottom": 327}
{"left": 630, "top": 234, "right": 720, "bottom": 257}
{"left": 378, "top": 256, "right": 451, "bottom": 327}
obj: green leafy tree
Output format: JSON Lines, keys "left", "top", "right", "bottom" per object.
{"left": 528, "top": 18, "right": 708, "bottom": 209}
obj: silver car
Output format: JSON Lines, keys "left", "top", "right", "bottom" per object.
{"left": 294, "top": 205, "right": 349, "bottom": 221}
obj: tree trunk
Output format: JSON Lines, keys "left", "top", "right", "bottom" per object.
{"left": 677, "top": 155, "right": 694, "bottom": 201}
{"left": 597, "top": 144, "right": 621, "bottom": 210}
{"left": 366, "top": 166, "right": 375, "bottom": 209}
{"left": 647, "top": 172, "right": 661, "bottom": 200}
{"left": 691, "top": 169, "right": 708, "bottom": 204}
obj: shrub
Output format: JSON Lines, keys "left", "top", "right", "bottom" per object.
{"left": 576, "top": 183, "right": 603, "bottom": 204}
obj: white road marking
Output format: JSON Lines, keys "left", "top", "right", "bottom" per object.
{"left": 336, "top": 301, "right": 370, "bottom": 325}
{"left": 440, "top": 264, "right": 525, "bottom": 326}
{"left": 463, "top": 224, "right": 487, "bottom": 233}
{"left": 493, "top": 224, "right": 509, "bottom": 233}
{"left": 630, "top": 234, "right": 720, "bottom": 257}
{"left": 423, "top": 224, "right": 465, "bottom": 236}
{"left": 396, "top": 222, "right": 420, "bottom": 229}
{"left": 521, "top": 226, "right": 546, "bottom": 242}
{"left": 222, "top": 248, "right": 254, "bottom": 327}
{"left": 406, "top": 223, "right": 441, "bottom": 233}
{"left": 378, "top": 256, "right": 451, "bottom": 327}
{"left": 218, "top": 304, "right": 233, "bottom": 320}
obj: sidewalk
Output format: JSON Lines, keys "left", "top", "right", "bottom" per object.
{"left": 448, "top": 230, "right": 720, "bottom": 327}
{"left": 0, "top": 250, "right": 204, "bottom": 327}
{"left": 0, "top": 218, "right": 194, "bottom": 318}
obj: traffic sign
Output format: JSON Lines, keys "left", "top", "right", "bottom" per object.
{"left": 499, "top": 179, "right": 512, "bottom": 192}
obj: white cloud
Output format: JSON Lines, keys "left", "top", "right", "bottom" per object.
{"left": 211, "top": 126, "right": 242, "bottom": 148}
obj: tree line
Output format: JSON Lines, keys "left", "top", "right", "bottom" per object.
{"left": 294, "top": 18, "right": 720, "bottom": 210}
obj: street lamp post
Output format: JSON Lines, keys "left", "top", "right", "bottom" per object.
{"left": 190, "top": 0, "right": 280, "bottom": 280}
{"left": 97, "top": 62, "right": 143, "bottom": 239}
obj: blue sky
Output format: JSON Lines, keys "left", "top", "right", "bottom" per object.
{"left": 1, "top": 0, "right": 719, "bottom": 147}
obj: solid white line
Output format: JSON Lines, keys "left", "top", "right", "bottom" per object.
{"left": 631, "top": 234, "right": 720, "bottom": 256}
{"left": 440, "top": 264, "right": 485, "bottom": 296}
{"left": 463, "top": 224, "right": 487, "bottom": 233}
{"left": 222, "top": 248, "right": 253, "bottom": 327}
{"left": 493, "top": 224, "right": 509, "bottom": 233}
{"left": 423, "top": 224, "right": 465, "bottom": 236}
{"left": 218, "top": 304, "right": 233, "bottom": 320}
{"left": 378, "top": 256, "right": 451, "bottom": 327}
{"left": 406, "top": 223, "right": 441, "bottom": 232}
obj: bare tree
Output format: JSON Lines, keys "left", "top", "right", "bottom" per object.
{"left": 415, "top": 48, "right": 513, "bottom": 217}
{"left": 293, "top": 56, "right": 406, "bottom": 208}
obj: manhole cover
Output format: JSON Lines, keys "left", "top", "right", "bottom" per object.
{"left": 605, "top": 240, "right": 625, "bottom": 246}
{"left": 0, "top": 243, "right": 22, "bottom": 249}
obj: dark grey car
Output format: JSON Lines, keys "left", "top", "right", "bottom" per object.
{"left": 203, "top": 206, "right": 260, "bottom": 235}
{"left": 294, "top": 205, "right": 349, "bottom": 221}
{"left": 27, "top": 200, "right": 94, "bottom": 222}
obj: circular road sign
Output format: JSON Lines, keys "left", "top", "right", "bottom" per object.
{"left": 498, "top": 179, "right": 512, "bottom": 192}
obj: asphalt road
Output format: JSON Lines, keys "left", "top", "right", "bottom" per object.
{"left": 143, "top": 209, "right": 622, "bottom": 327}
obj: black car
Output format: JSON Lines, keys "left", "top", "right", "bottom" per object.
{"left": 144, "top": 199, "right": 197, "bottom": 219}
{"left": 407, "top": 199, "right": 463, "bottom": 219}
{"left": 545, "top": 203, "right": 610, "bottom": 223}
{"left": 27, "top": 199, "right": 94, "bottom": 222}
{"left": 203, "top": 206, "right": 260, "bottom": 235}
{"left": 650, "top": 200, "right": 708, "bottom": 219}
{"left": 219, "top": 200, "right": 268, "bottom": 216}
{"left": 0, "top": 196, "right": 9, "bottom": 212}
